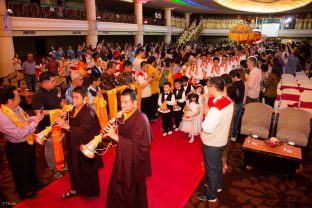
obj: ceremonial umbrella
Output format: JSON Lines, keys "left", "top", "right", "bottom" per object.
{"left": 228, "top": 23, "right": 254, "bottom": 43}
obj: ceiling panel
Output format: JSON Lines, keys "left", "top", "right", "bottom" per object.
{"left": 97, "top": 0, "right": 312, "bottom": 15}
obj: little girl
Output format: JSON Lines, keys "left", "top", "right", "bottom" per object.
{"left": 179, "top": 92, "right": 202, "bottom": 143}
{"left": 195, "top": 84, "right": 205, "bottom": 121}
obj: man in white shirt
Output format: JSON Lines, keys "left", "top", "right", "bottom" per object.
{"left": 210, "top": 57, "right": 222, "bottom": 77}
{"left": 186, "top": 57, "right": 203, "bottom": 85}
{"left": 246, "top": 56, "right": 262, "bottom": 103}
{"left": 232, "top": 49, "right": 246, "bottom": 69}
{"left": 137, "top": 61, "right": 153, "bottom": 121}
{"left": 220, "top": 55, "right": 231, "bottom": 74}
{"left": 197, "top": 77, "right": 233, "bottom": 203}
{"left": 87, "top": 74, "right": 101, "bottom": 109}
{"left": 133, "top": 48, "right": 146, "bottom": 76}
{"left": 85, "top": 47, "right": 94, "bottom": 69}
{"left": 200, "top": 53, "right": 212, "bottom": 81}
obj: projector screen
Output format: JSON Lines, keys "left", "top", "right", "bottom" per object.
{"left": 261, "top": 23, "right": 280, "bottom": 37}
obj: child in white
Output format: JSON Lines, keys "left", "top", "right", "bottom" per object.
{"left": 195, "top": 84, "right": 205, "bottom": 120}
{"left": 179, "top": 92, "right": 202, "bottom": 143}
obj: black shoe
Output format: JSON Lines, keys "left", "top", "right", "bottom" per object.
{"left": 36, "top": 180, "right": 49, "bottom": 189}
{"left": 196, "top": 193, "right": 208, "bottom": 201}
{"left": 150, "top": 117, "right": 158, "bottom": 121}
{"left": 21, "top": 191, "right": 37, "bottom": 200}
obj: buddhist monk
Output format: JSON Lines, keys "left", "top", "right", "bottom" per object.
{"left": 56, "top": 86, "right": 104, "bottom": 199}
{"left": 105, "top": 88, "right": 152, "bottom": 208}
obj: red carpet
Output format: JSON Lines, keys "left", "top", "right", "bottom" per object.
{"left": 15, "top": 119, "right": 204, "bottom": 208}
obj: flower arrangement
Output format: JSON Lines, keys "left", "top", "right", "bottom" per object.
{"left": 265, "top": 137, "right": 282, "bottom": 147}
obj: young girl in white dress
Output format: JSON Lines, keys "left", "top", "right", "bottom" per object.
{"left": 179, "top": 92, "right": 202, "bottom": 143}
{"left": 195, "top": 84, "right": 205, "bottom": 120}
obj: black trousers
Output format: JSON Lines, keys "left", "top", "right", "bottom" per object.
{"left": 141, "top": 96, "right": 152, "bottom": 120}
{"left": 246, "top": 96, "right": 259, "bottom": 104}
{"left": 173, "top": 109, "right": 183, "bottom": 128}
{"left": 259, "top": 91, "right": 264, "bottom": 103}
{"left": 264, "top": 96, "right": 276, "bottom": 108}
{"left": 161, "top": 112, "right": 173, "bottom": 133}
{"left": 150, "top": 93, "right": 159, "bottom": 119}
{"left": 5, "top": 141, "right": 38, "bottom": 197}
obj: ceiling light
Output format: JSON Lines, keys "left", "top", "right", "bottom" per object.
{"left": 284, "top": 17, "right": 292, "bottom": 23}
{"left": 212, "top": 0, "right": 312, "bottom": 13}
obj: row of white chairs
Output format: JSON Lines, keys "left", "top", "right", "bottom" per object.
{"left": 275, "top": 88, "right": 312, "bottom": 115}
{"left": 276, "top": 73, "right": 312, "bottom": 114}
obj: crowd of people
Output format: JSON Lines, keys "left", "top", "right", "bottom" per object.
{"left": 1, "top": 38, "right": 312, "bottom": 205}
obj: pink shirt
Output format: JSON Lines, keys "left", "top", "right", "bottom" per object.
{"left": 0, "top": 106, "right": 37, "bottom": 143}
{"left": 247, "top": 67, "right": 262, "bottom": 99}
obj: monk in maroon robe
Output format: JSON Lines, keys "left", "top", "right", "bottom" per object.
{"left": 105, "top": 88, "right": 152, "bottom": 208}
{"left": 57, "top": 86, "right": 104, "bottom": 199}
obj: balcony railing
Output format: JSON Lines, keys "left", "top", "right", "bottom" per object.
{"left": 7, "top": 1, "right": 86, "bottom": 20}
{"left": 6, "top": 1, "right": 166, "bottom": 26}
{"left": 97, "top": 11, "right": 135, "bottom": 24}
{"left": 143, "top": 17, "right": 165, "bottom": 26}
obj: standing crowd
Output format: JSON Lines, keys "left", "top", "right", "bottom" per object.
{"left": 1, "top": 39, "right": 311, "bottom": 205}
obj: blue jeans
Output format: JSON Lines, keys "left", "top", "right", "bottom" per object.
{"left": 25, "top": 74, "right": 37, "bottom": 92}
{"left": 45, "top": 135, "right": 55, "bottom": 170}
{"left": 203, "top": 144, "right": 224, "bottom": 199}
{"left": 232, "top": 102, "right": 243, "bottom": 138}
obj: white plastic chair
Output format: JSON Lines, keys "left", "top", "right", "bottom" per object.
{"left": 274, "top": 88, "right": 282, "bottom": 110}
{"left": 282, "top": 74, "right": 294, "bottom": 80}
{"left": 281, "top": 81, "right": 298, "bottom": 89}
{"left": 299, "top": 91, "right": 312, "bottom": 115}
{"left": 296, "top": 75, "right": 309, "bottom": 81}
{"left": 296, "top": 71, "right": 306, "bottom": 76}
{"left": 297, "top": 79, "right": 312, "bottom": 85}
{"left": 299, "top": 83, "right": 312, "bottom": 93}
{"left": 280, "top": 88, "right": 300, "bottom": 108}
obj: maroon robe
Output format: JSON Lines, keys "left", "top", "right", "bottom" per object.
{"left": 68, "top": 104, "right": 104, "bottom": 197}
{"left": 106, "top": 109, "right": 152, "bottom": 208}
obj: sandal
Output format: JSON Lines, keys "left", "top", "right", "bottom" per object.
{"left": 62, "top": 191, "right": 76, "bottom": 199}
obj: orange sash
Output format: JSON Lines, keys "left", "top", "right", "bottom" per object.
{"left": 221, "top": 63, "right": 228, "bottom": 73}
{"left": 129, "top": 83, "right": 142, "bottom": 109}
{"left": 49, "top": 109, "right": 64, "bottom": 172}
{"left": 107, "top": 88, "right": 118, "bottom": 119}
{"left": 189, "top": 65, "right": 199, "bottom": 85}
{"left": 93, "top": 96, "right": 108, "bottom": 128}
{"left": 136, "top": 84, "right": 142, "bottom": 109}
{"left": 167, "top": 70, "right": 174, "bottom": 90}
{"left": 0, "top": 105, "right": 34, "bottom": 145}
{"left": 201, "top": 61, "right": 209, "bottom": 69}
{"left": 190, "top": 65, "right": 199, "bottom": 76}
{"left": 211, "top": 66, "right": 220, "bottom": 76}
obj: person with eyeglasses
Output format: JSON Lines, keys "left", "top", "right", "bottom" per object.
{"left": 65, "top": 70, "right": 84, "bottom": 105}
{"left": 197, "top": 77, "right": 233, "bottom": 203}
{"left": 0, "top": 86, "right": 44, "bottom": 199}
